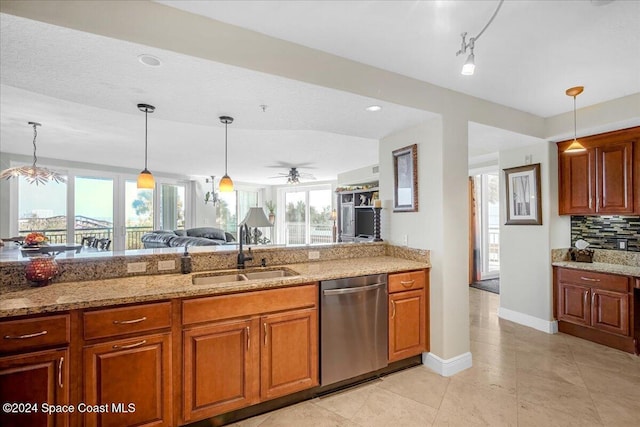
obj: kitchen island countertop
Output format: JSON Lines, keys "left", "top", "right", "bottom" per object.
{"left": 0, "top": 256, "right": 430, "bottom": 318}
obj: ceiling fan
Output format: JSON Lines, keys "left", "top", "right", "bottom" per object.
{"left": 269, "top": 167, "right": 316, "bottom": 184}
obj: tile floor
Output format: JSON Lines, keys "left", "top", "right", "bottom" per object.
{"left": 230, "top": 288, "right": 640, "bottom": 426}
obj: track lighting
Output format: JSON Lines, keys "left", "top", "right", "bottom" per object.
{"left": 456, "top": 0, "right": 504, "bottom": 76}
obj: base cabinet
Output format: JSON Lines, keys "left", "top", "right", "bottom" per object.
{"left": 261, "top": 308, "right": 318, "bottom": 401}
{"left": 387, "top": 270, "right": 429, "bottom": 362}
{"left": 83, "top": 333, "right": 172, "bottom": 427}
{"left": 0, "top": 348, "right": 69, "bottom": 427}
{"left": 182, "top": 319, "right": 259, "bottom": 422}
{"left": 555, "top": 267, "right": 634, "bottom": 353}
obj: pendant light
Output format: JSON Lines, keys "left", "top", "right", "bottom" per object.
{"left": 0, "top": 122, "right": 66, "bottom": 185}
{"left": 564, "top": 86, "right": 586, "bottom": 153}
{"left": 137, "top": 103, "right": 155, "bottom": 189}
{"left": 218, "top": 116, "right": 234, "bottom": 192}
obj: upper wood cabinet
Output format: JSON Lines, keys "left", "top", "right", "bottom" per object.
{"left": 558, "top": 127, "right": 639, "bottom": 215}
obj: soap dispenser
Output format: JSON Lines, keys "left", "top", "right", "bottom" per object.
{"left": 181, "top": 245, "right": 192, "bottom": 274}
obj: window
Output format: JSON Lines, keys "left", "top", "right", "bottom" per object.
{"left": 18, "top": 175, "right": 68, "bottom": 243}
{"left": 12, "top": 162, "right": 191, "bottom": 251}
{"left": 279, "top": 185, "right": 332, "bottom": 245}
{"left": 216, "top": 190, "right": 259, "bottom": 239}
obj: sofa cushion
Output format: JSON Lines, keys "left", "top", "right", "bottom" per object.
{"left": 173, "top": 229, "right": 186, "bottom": 236}
{"left": 186, "top": 227, "right": 227, "bottom": 241}
{"left": 168, "top": 236, "right": 224, "bottom": 247}
{"left": 141, "top": 232, "right": 177, "bottom": 248}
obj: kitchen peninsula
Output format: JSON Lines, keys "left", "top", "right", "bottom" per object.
{"left": 0, "top": 242, "right": 431, "bottom": 427}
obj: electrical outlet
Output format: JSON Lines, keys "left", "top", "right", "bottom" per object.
{"left": 402, "top": 235, "right": 408, "bottom": 247}
{"left": 158, "top": 260, "right": 176, "bottom": 271}
{"left": 617, "top": 239, "right": 628, "bottom": 251}
{"left": 127, "top": 262, "right": 147, "bottom": 273}
{"left": 308, "top": 251, "right": 320, "bottom": 260}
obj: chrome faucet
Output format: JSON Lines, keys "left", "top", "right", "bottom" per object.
{"left": 237, "top": 224, "right": 253, "bottom": 269}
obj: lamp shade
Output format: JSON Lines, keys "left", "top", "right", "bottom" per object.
{"left": 219, "top": 174, "right": 234, "bottom": 192}
{"left": 565, "top": 140, "right": 587, "bottom": 153}
{"left": 241, "top": 207, "right": 273, "bottom": 227}
{"left": 137, "top": 169, "right": 155, "bottom": 189}
{"left": 461, "top": 53, "right": 475, "bottom": 75}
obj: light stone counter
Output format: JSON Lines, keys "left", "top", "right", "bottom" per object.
{"left": 0, "top": 256, "right": 430, "bottom": 318}
{"left": 551, "top": 248, "right": 640, "bottom": 280}
{"left": 551, "top": 261, "right": 640, "bottom": 278}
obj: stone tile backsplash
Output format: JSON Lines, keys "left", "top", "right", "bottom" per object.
{"left": 571, "top": 215, "right": 640, "bottom": 252}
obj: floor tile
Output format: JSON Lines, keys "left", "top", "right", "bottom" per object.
{"left": 313, "top": 381, "right": 377, "bottom": 420}
{"left": 434, "top": 377, "right": 518, "bottom": 426}
{"left": 257, "top": 401, "right": 357, "bottom": 427}
{"left": 577, "top": 362, "right": 640, "bottom": 400}
{"left": 590, "top": 390, "right": 640, "bottom": 427}
{"left": 350, "top": 386, "right": 437, "bottom": 427}
{"left": 517, "top": 400, "right": 603, "bottom": 427}
{"left": 376, "top": 365, "right": 450, "bottom": 409}
{"left": 451, "top": 359, "right": 517, "bottom": 396}
{"left": 516, "top": 350, "right": 585, "bottom": 388}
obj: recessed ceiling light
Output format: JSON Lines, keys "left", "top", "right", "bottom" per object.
{"left": 365, "top": 105, "right": 382, "bottom": 112}
{"left": 138, "top": 54, "right": 161, "bottom": 67}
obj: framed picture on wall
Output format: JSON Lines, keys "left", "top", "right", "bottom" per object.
{"left": 504, "top": 163, "right": 542, "bottom": 225}
{"left": 392, "top": 144, "right": 418, "bottom": 212}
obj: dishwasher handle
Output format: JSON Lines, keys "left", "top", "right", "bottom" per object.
{"left": 323, "top": 282, "right": 386, "bottom": 296}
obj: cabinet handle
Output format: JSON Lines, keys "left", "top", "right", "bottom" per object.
{"left": 400, "top": 280, "right": 415, "bottom": 288}
{"left": 246, "top": 326, "right": 250, "bottom": 350}
{"left": 580, "top": 277, "right": 600, "bottom": 282}
{"left": 113, "top": 316, "right": 147, "bottom": 325}
{"left": 584, "top": 290, "right": 588, "bottom": 306}
{"left": 391, "top": 300, "right": 396, "bottom": 319}
{"left": 263, "top": 323, "right": 267, "bottom": 346}
{"left": 4, "top": 330, "right": 47, "bottom": 340}
{"left": 112, "top": 339, "right": 146, "bottom": 350}
{"left": 58, "top": 357, "right": 64, "bottom": 389}
{"left": 591, "top": 292, "right": 596, "bottom": 307}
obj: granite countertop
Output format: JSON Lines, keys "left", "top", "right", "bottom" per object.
{"left": 0, "top": 256, "right": 430, "bottom": 318}
{"left": 551, "top": 261, "right": 640, "bottom": 278}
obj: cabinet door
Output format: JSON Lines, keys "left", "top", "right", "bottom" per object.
{"left": 83, "top": 333, "right": 171, "bottom": 427}
{"left": 389, "top": 290, "right": 426, "bottom": 362}
{"left": 0, "top": 348, "right": 69, "bottom": 427}
{"left": 596, "top": 141, "right": 634, "bottom": 214}
{"left": 182, "top": 318, "right": 259, "bottom": 422}
{"left": 261, "top": 308, "right": 318, "bottom": 401}
{"left": 557, "top": 282, "right": 591, "bottom": 326}
{"left": 558, "top": 149, "right": 595, "bottom": 214}
{"left": 340, "top": 203, "right": 355, "bottom": 239}
{"left": 591, "top": 288, "right": 630, "bottom": 336}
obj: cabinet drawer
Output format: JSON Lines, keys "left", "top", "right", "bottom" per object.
{"left": 183, "top": 284, "right": 317, "bottom": 326}
{"left": 388, "top": 270, "right": 425, "bottom": 293}
{"left": 557, "top": 268, "right": 629, "bottom": 292}
{"left": 0, "top": 314, "right": 69, "bottom": 353}
{"left": 83, "top": 301, "right": 171, "bottom": 340}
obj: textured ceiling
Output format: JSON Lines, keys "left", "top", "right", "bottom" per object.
{"left": 157, "top": 0, "right": 640, "bottom": 117}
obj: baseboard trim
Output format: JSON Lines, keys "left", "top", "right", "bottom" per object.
{"left": 498, "top": 307, "right": 558, "bottom": 334}
{"left": 422, "top": 351, "right": 472, "bottom": 377}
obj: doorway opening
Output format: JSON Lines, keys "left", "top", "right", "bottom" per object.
{"left": 470, "top": 171, "right": 500, "bottom": 293}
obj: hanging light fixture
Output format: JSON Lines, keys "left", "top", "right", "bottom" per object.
{"left": 564, "top": 86, "right": 586, "bottom": 153}
{"left": 137, "top": 103, "right": 156, "bottom": 189}
{"left": 218, "top": 116, "right": 234, "bottom": 192}
{"left": 456, "top": 0, "right": 504, "bottom": 76}
{"left": 0, "top": 122, "right": 66, "bottom": 185}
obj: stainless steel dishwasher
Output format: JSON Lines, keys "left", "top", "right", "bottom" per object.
{"left": 320, "top": 274, "right": 388, "bottom": 386}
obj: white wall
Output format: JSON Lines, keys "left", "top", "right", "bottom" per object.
{"left": 498, "top": 141, "right": 570, "bottom": 331}
{"left": 337, "top": 164, "right": 379, "bottom": 186}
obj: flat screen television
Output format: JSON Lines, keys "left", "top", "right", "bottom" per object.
{"left": 355, "top": 209, "right": 374, "bottom": 238}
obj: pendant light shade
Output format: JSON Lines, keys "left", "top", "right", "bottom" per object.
{"left": 219, "top": 116, "right": 234, "bottom": 192}
{"left": 137, "top": 103, "right": 155, "bottom": 189}
{"left": 0, "top": 122, "right": 66, "bottom": 185}
{"left": 564, "top": 86, "right": 586, "bottom": 153}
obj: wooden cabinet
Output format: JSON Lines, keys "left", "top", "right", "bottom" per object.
{"left": 0, "top": 314, "right": 70, "bottom": 427}
{"left": 182, "top": 318, "right": 259, "bottom": 422}
{"left": 558, "top": 127, "right": 639, "bottom": 215}
{"left": 82, "top": 302, "right": 172, "bottom": 427}
{"left": 387, "top": 270, "right": 429, "bottom": 362}
{"left": 337, "top": 186, "right": 379, "bottom": 242}
{"left": 261, "top": 308, "right": 318, "bottom": 401}
{"left": 554, "top": 267, "right": 635, "bottom": 353}
{"left": 181, "top": 284, "right": 318, "bottom": 423}
{"left": 0, "top": 348, "right": 69, "bottom": 427}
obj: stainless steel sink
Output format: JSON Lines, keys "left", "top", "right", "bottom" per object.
{"left": 192, "top": 273, "right": 247, "bottom": 285}
{"left": 242, "top": 269, "right": 299, "bottom": 280}
{"left": 192, "top": 268, "right": 299, "bottom": 285}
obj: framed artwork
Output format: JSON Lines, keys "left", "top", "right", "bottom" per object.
{"left": 504, "top": 163, "right": 542, "bottom": 225}
{"left": 393, "top": 144, "right": 418, "bottom": 212}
